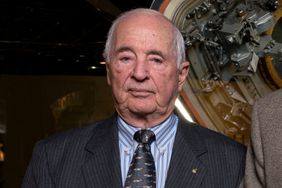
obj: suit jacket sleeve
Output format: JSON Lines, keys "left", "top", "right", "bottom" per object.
{"left": 244, "top": 101, "right": 265, "bottom": 187}
{"left": 21, "top": 140, "right": 54, "bottom": 188}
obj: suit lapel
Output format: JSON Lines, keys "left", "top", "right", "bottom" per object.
{"left": 81, "top": 117, "right": 122, "bottom": 188}
{"left": 165, "top": 120, "right": 207, "bottom": 188}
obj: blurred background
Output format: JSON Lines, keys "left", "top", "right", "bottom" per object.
{"left": 0, "top": 0, "right": 281, "bottom": 187}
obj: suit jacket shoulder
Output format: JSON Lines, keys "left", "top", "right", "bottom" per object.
{"left": 41, "top": 116, "right": 115, "bottom": 153}
{"left": 22, "top": 116, "right": 122, "bottom": 188}
{"left": 190, "top": 121, "right": 246, "bottom": 153}
{"left": 165, "top": 120, "right": 246, "bottom": 188}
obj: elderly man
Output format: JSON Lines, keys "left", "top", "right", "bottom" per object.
{"left": 22, "top": 8, "right": 246, "bottom": 188}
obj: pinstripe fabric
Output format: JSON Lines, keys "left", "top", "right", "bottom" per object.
{"left": 22, "top": 117, "right": 122, "bottom": 188}
{"left": 22, "top": 115, "right": 246, "bottom": 188}
{"left": 117, "top": 114, "right": 178, "bottom": 188}
{"left": 165, "top": 119, "right": 246, "bottom": 188}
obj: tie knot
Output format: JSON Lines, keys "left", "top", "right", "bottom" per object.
{"left": 134, "top": 130, "right": 155, "bottom": 145}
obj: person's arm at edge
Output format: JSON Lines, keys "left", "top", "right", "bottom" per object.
{"left": 244, "top": 101, "right": 265, "bottom": 188}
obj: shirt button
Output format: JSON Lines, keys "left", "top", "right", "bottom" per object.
{"left": 125, "top": 148, "right": 131, "bottom": 155}
{"left": 159, "top": 147, "right": 165, "bottom": 155}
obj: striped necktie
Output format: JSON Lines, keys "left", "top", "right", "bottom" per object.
{"left": 124, "top": 129, "right": 156, "bottom": 188}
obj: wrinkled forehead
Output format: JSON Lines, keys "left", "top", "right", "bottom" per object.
{"left": 115, "top": 13, "right": 174, "bottom": 43}
{"left": 118, "top": 12, "right": 172, "bottom": 27}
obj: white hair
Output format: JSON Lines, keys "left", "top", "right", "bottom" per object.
{"left": 103, "top": 8, "right": 186, "bottom": 68}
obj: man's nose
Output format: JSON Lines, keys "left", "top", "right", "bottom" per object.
{"left": 131, "top": 60, "right": 149, "bottom": 81}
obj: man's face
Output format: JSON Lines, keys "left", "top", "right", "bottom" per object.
{"left": 106, "top": 14, "right": 189, "bottom": 122}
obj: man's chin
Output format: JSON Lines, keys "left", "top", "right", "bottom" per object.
{"left": 129, "top": 107, "right": 156, "bottom": 116}
{"left": 126, "top": 103, "right": 158, "bottom": 115}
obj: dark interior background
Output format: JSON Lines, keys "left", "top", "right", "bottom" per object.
{"left": 0, "top": 0, "right": 154, "bottom": 75}
{"left": 0, "top": 0, "right": 155, "bottom": 187}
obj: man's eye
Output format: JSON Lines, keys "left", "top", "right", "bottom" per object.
{"left": 120, "top": 56, "right": 131, "bottom": 62}
{"left": 151, "top": 58, "right": 163, "bottom": 64}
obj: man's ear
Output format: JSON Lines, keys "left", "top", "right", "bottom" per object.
{"left": 106, "top": 63, "right": 111, "bottom": 86}
{"left": 178, "top": 61, "right": 190, "bottom": 91}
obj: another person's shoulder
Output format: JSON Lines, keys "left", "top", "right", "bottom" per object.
{"left": 256, "top": 88, "right": 282, "bottom": 106}
{"left": 253, "top": 89, "right": 282, "bottom": 115}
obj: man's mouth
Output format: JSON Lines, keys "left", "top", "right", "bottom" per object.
{"left": 128, "top": 89, "right": 154, "bottom": 97}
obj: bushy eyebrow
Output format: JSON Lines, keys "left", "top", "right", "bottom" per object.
{"left": 114, "top": 46, "right": 133, "bottom": 55}
{"left": 114, "top": 47, "right": 165, "bottom": 59}
{"left": 146, "top": 50, "right": 164, "bottom": 59}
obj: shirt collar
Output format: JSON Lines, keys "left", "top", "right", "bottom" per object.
{"left": 117, "top": 114, "right": 178, "bottom": 150}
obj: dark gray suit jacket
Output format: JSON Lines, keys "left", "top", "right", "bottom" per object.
{"left": 22, "top": 116, "right": 246, "bottom": 188}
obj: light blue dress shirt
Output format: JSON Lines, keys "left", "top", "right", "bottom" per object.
{"left": 117, "top": 114, "right": 178, "bottom": 188}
